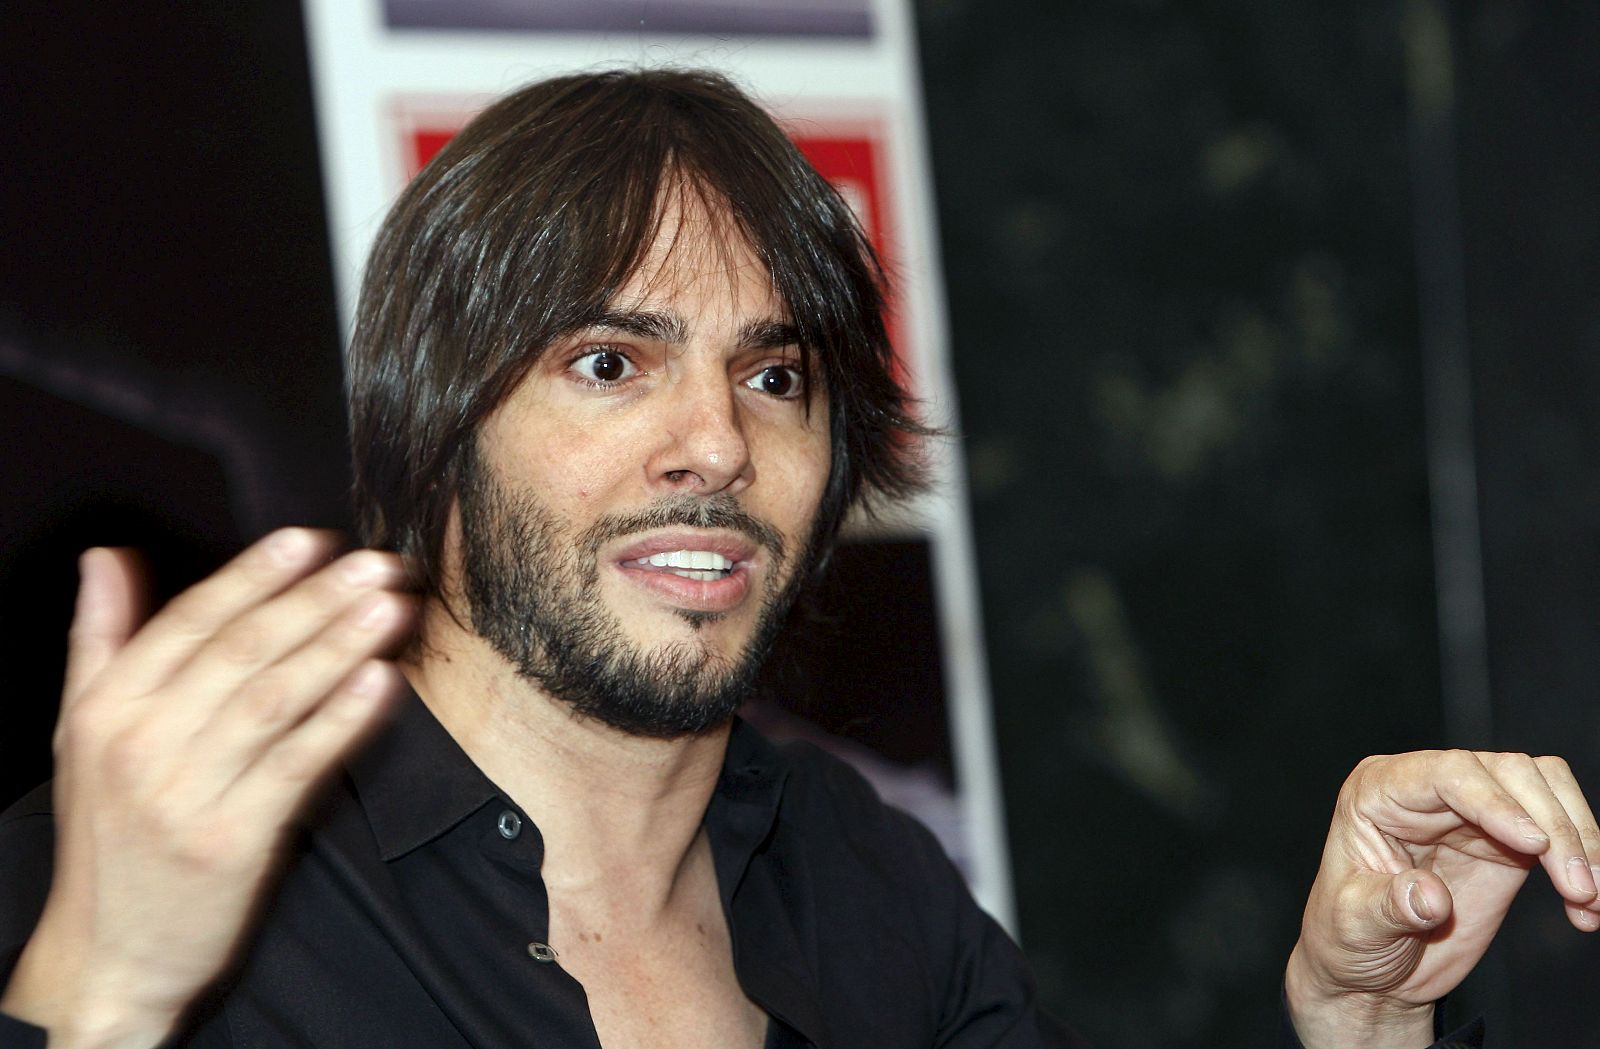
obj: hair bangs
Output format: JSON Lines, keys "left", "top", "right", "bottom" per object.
{"left": 348, "top": 68, "right": 932, "bottom": 600}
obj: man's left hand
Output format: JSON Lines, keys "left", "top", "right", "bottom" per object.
{"left": 1285, "top": 750, "right": 1600, "bottom": 1049}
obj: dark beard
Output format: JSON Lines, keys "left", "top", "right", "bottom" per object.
{"left": 457, "top": 446, "right": 809, "bottom": 738}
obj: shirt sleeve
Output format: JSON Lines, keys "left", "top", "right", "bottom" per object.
{"left": 847, "top": 783, "right": 1087, "bottom": 1048}
{"left": 0, "top": 788, "right": 234, "bottom": 1049}
{"left": 0, "top": 1012, "right": 48, "bottom": 1049}
{"left": 929, "top": 891, "right": 1091, "bottom": 1049}
{"left": 778, "top": 740, "right": 1085, "bottom": 1048}
{"left": 0, "top": 787, "right": 56, "bottom": 1049}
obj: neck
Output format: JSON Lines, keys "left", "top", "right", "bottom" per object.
{"left": 405, "top": 599, "right": 731, "bottom": 919}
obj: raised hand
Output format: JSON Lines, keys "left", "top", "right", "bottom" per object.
{"left": 0, "top": 531, "right": 415, "bottom": 1049}
{"left": 1286, "top": 750, "right": 1600, "bottom": 1048}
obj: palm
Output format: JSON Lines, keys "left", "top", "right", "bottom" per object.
{"left": 1301, "top": 750, "right": 1600, "bottom": 1001}
{"left": 1382, "top": 831, "right": 1531, "bottom": 1003}
{"left": 1288, "top": 750, "right": 1599, "bottom": 1048}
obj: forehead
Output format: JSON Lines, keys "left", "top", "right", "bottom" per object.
{"left": 607, "top": 183, "right": 786, "bottom": 321}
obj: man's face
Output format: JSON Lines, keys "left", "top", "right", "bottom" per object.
{"left": 455, "top": 192, "right": 832, "bottom": 737}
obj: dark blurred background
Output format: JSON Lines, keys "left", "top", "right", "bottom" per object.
{"left": 4, "top": 2, "right": 1599, "bottom": 1045}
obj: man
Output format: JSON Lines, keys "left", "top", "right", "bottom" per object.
{"left": 1, "top": 68, "right": 1596, "bottom": 1049}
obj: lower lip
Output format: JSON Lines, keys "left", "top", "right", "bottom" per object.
{"left": 615, "top": 563, "right": 753, "bottom": 613}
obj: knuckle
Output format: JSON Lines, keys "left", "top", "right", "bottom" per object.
{"left": 1486, "top": 751, "right": 1535, "bottom": 776}
{"left": 143, "top": 791, "right": 192, "bottom": 845}
{"left": 325, "top": 610, "right": 378, "bottom": 655}
{"left": 215, "top": 621, "right": 270, "bottom": 667}
{"left": 259, "top": 738, "right": 327, "bottom": 790}
{"left": 169, "top": 821, "right": 250, "bottom": 874}
{"left": 1536, "top": 754, "right": 1574, "bottom": 779}
{"left": 1330, "top": 877, "right": 1374, "bottom": 928}
{"left": 1345, "top": 753, "right": 1393, "bottom": 790}
{"left": 158, "top": 590, "right": 217, "bottom": 642}
{"left": 1352, "top": 754, "right": 1386, "bottom": 775}
{"left": 65, "top": 617, "right": 108, "bottom": 653}
{"left": 1489, "top": 789, "right": 1522, "bottom": 815}
{"left": 330, "top": 549, "right": 395, "bottom": 587}
{"left": 330, "top": 595, "right": 407, "bottom": 653}
{"left": 234, "top": 671, "right": 293, "bottom": 727}
{"left": 1436, "top": 749, "right": 1480, "bottom": 788}
{"left": 102, "top": 727, "right": 159, "bottom": 787}
{"left": 58, "top": 700, "right": 111, "bottom": 753}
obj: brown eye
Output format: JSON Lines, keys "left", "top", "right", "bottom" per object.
{"left": 573, "top": 349, "right": 634, "bottom": 384}
{"left": 746, "top": 365, "right": 803, "bottom": 399}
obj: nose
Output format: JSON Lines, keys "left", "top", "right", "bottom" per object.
{"left": 647, "top": 371, "right": 753, "bottom": 496}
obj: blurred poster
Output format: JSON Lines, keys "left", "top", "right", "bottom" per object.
{"left": 304, "top": 0, "right": 1012, "bottom": 928}
{"left": 383, "top": 0, "right": 873, "bottom": 37}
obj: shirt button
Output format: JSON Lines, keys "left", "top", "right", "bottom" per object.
{"left": 497, "top": 809, "right": 522, "bottom": 840}
{"left": 527, "top": 942, "right": 558, "bottom": 962}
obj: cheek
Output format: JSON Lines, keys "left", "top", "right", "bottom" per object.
{"left": 540, "top": 443, "right": 618, "bottom": 509}
{"left": 760, "top": 425, "right": 832, "bottom": 532}
{"left": 490, "top": 414, "right": 643, "bottom": 512}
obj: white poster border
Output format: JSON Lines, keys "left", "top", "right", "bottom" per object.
{"left": 301, "top": 0, "right": 1014, "bottom": 931}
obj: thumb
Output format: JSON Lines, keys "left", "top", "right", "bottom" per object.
{"left": 1365, "top": 868, "right": 1454, "bottom": 942}
{"left": 62, "top": 547, "right": 146, "bottom": 705}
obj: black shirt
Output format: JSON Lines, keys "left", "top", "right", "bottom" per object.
{"left": 0, "top": 696, "right": 1079, "bottom": 1047}
{"left": 0, "top": 697, "right": 1488, "bottom": 1048}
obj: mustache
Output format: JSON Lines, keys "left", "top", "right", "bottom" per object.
{"left": 580, "top": 495, "right": 787, "bottom": 564}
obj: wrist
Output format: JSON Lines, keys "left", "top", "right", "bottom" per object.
{"left": 2, "top": 920, "right": 176, "bottom": 1049}
{"left": 1285, "top": 943, "right": 1436, "bottom": 1049}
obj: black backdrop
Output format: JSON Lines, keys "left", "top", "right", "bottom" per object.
{"left": 5, "top": 2, "right": 1600, "bottom": 1045}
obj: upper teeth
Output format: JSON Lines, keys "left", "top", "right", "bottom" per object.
{"left": 637, "top": 550, "right": 733, "bottom": 571}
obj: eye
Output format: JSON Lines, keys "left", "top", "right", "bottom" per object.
{"left": 570, "top": 348, "right": 635, "bottom": 385}
{"left": 744, "top": 364, "right": 804, "bottom": 400}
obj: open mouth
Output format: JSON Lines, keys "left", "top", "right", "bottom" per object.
{"left": 627, "top": 549, "right": 735, "bottom": 582}
{"left": 612, "top": 531, "right": 758, "bottom": 614}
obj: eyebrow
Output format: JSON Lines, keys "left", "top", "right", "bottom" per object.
{"left": 737, "top": 319, "right": 802, "bottom": 351}
{"left": 575, "top": 308, "right": 800, "bottom": 351}
{"left": 580, "top": 308, "right": 688, "bottom": 344}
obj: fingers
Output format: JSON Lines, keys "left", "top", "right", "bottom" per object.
{"left": 1536, "top": 754, "right": 1600, "bottom": 930}
{"left": 99, "top": 528, "right": 345, "bottom": 702}
{"left": 153, "top": 547, "right": 410, "bottom": 729}
{"left": 1421, "top": 750, "right": 1600, "bottom": 928}
{"left": 1476, "top": 752, "right": 1598, "bottom": 908}
{"left": 63, "top": 548, "right": 147, "bottom": 706}
{"left": 1356, "top": 749, "right": 1600, "bottom": 936}
{"left": 185, "top": 588, "right": 416, "bottom": 793}
{"left": 54, "top": 528, "right": 416, "bottom": 824}
{"left": 1387, "top": 750, "right": 1552, "bottom": 857}
{"left": 226, "top": 659, "right": 407, "bottom": 823}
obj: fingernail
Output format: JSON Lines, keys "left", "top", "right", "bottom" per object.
{"left": 347, "top": 661, "right": 386, "bottom": 696}
{"left": 1517, "top": 816, "right": 1550, "bottom": 845}
{"left": 1569, "top": 856, "right": 1597, "bottom": 896}
{"left": 268, "top": 528, "right": 312, "bottom": 564}
{"left": 1408, "top": 881, "right": 1434, "bottom": 923}
{"left": 341, "top": 553, "right": 388, "bottom": 587}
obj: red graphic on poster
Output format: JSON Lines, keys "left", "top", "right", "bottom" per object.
{"left": 407, "top": 129, "right": 457, "bottom": 178}
{"left": 788, "top": 131, "right": 905, "bottom": 385}
{"left": 401, "top": 119, "right": 907, "bottom": 386}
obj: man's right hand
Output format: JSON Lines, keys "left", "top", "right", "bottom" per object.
{"left": 0, "top": 530, "right": 415, "bottom": 1049}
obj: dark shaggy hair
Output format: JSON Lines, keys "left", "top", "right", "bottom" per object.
{"left": 348, "top": 67, "right": 929, "bottom": 596}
